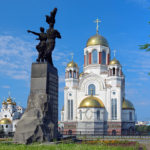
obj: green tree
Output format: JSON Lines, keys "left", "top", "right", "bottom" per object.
{"left": 139, "top": 21, "right": 150, "bottom": 75}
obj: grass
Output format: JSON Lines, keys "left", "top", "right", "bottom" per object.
{"left": 0, "top": 143, "right": 142, "bottom": 150}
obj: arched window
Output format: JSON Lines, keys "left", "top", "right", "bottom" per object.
{"left": 111, "top": 98, "right": 117, "bottom": 120}
{"left": 73, "top": 71, "right": 76, "bottom": 78}
{"left": 102, "top": 51, "right": 106, "bottom": 64}
{"left": 113, "top": 68, "right": 115, "bottom": 76}
{"left": 69, "top": 70, "right": 72, "bottom": 78}
{"left": 97, "top": 110, "right": 100, "bottom": 120}
{"left": 88, "top": 84, "right": 95, "bottom": 95}
{"left": 80, "top": 110, "right": 82, "bottom": 120}
{"left": 129, "top": 112, "right": 132, "bottom": 121}
{"left": 68, "top": 99, "right": 73, "bottom": 120}
{"left": 92, "top": 49, "right": 97, "bottom": 64}
{"left": 86, "top": 51, "right": 89, "bottom": 65}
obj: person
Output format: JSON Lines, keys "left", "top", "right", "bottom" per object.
{"left": 27, "top": 27, "right": 47, "bottom": 62}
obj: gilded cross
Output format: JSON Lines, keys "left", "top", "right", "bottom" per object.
{"left": 113, "top": 50, "right": 116, "bottom": 57}
{"left": 70, "top": 53, "right": 74, "bottom": 61}
{"left": 94, "top": 18, "right": 101, "bottom": 34}
{"left": 8, "top": 91, "right": 11, "bottom": 97}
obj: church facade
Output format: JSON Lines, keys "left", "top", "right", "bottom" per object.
{"left": 60, "top": 28, "right": 135, "bottom": 135}
{"left": 0, "top": 96, "right": 25, "bottom": 134}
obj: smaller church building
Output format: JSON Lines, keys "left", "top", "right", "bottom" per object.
{"left": 0, "top": 96, "right": 25, "bottom": 134}
{"left": 60, "top": 22, "right": 136, "bottom": 135}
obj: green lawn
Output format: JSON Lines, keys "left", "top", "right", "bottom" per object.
{"left": 0, "top": 143, "right": 141, "bottom": 150}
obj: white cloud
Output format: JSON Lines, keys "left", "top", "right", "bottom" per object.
{"left": 0, "top": 35, "right": 36, "bottom": 80}
{"left": 1, "top": 85, "right": 10, "bottom": 89}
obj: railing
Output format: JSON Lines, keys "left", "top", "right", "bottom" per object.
{"left": 59, "top": 130, "right": 150, "bottom": 137}
{"left": 0, "top": 132, "right": 14, "bottom": 138}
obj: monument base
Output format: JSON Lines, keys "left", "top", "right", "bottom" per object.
{"left": 13, "top": 62, "right": 58, "bottom": 144}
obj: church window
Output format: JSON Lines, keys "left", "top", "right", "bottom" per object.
{"left": 68, "top": 100, "right": 73, "bottom": 120}
{"left": 86, "top": 51, "right": 89, "bottom": 65}
{"left": 111, "top": 98, "right": 117, "bottom": 120}
{"left": 69, "top": 70, "right": 72, "bottom": 78}
{"left": 5, "top": 115, "right": 7, "bottom": 118}
{"left": 71, "top": 100, "right": 73, "bottom": 120}
{"left": 73, "top": 70, "right": 76, "bottom": 78}
{"left": 69, "top": 93, "right": 72, "bottom": 96}
{"left": 102, "top": 51, "right": 106, "bottom": 64}
{"left": 129, "top": 112, "right": 132, "bottom": 121}
{"left": 92, "top": 49, "right": 97, "bottom": 64}
{"left": 88, "top": 84, "right": 95, "bottom": 95}
{"left": 112, "top": 91, "right": 116, "bottom": 95}
{"left": 80, "top": 110, "right": 82, "bottom": 120}
{"left": 68, "top": 100, "right": 70, "bottom": 120}
{"left": 113, "top": 68, "right": 115, "bottom": 76}
{"left": 6, "top": 125, "right": 8, "bottom": 128}
{"left": 97, "top": 110, "right": 100, "bottom": 120}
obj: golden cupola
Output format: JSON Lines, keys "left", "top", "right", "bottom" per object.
{"left": 79, "top": 96, "right": 104, "bottom": 108}
{"left": 65, "top": 57, "right": 79, "bottom": 80}
{"left": 67, "top": 60, "right": 78, "bottom": 68}
{"left": 122, "top": 99, "right": 134, "bottom": 110}
{"left": 7, "top": 97, "right": 13, "bottom": 105}
{"left": 0, "top": 118, "right": 12, "bottom": 125}
{"left": 86, "top": 34, "right": 109, "bottom": 47}
{"left": 2, "top": 101, "right": 7, "bottom": 105}
{"left": 109, "top": 58, "right": 120, "bottom": 65}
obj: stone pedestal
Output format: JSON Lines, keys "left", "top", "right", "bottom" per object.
{"left": 13, "top": 63, "right": 58, "bottom": 144}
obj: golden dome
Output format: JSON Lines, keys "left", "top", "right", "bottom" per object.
{"left": 67, "top": 60, "right": 78, "bottom": 68}
{"left": 86, "top": 34, "right": 109, "bottom": 47}
{"left": 0, "top": 118, "right": 12, "bottom": 124}
{"left": 7, "top": 97, "right": 12, "bottom": 103}
{"left": 79, "top": 72, "right": 84, "bottom": 77}
{"left": 109, "top": 58, "right": 120, "bottom": 65}
{"left": 79, "top": 96, "right": 104, "bottom": 108}
{"left": 2, "top": 101, "right": 7, "bottom": 105}
{"left": 7, "top": 101, "right": 13, "bottom": 105}
{"left": 12, "top": 102, "right": 16, "bottom": 105}
{"left": 122, "top": 99, "right": 134, "bottom": 110}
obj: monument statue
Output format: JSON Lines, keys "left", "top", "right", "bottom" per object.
{"left": 13, "top": 8, "right": 59, "bottom": 144}
{"left": 27, "top": 8, "right": 61, "bottom": 66}
{"left": 27, "top": 27, "right": 47, "bottom": 62}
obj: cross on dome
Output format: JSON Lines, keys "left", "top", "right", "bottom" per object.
{"left": 113, "top": 49, "right": 116, "bottom": 57}
{"left": 94, "top": 18, "right": 101, "bottom": 34}
{"left": 70, "top": 53, "right": 74, "bottom": 61}
{"left": 8, "top": 90, "right": 11, "bottom": 97}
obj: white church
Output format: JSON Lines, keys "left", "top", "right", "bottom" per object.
{"left": 60, "top": 20, "right": 135, "bottom": 135}
{"left": 0, "top": 96, "right": 25, "bottom": 134}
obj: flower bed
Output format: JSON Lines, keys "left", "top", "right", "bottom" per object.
{"left": 81, "top": 140, "right": 137, "bottom": 146}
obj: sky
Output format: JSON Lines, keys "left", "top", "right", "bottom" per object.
{"left": 0, "top": 0, "right": 150, "bottom": 121}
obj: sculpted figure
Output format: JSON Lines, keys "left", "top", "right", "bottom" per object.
{"left": 27, "top": 27, "right": 47, "bottom": 62}
{"left": 45, "top": 8, "right": 61, "bottom": 66}
{"left": 27, "top": 8, "right": 61, "bottom": 65}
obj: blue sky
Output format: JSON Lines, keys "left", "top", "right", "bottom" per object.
{"left": 0, "top": 0, "right": 150, "bottom": 121}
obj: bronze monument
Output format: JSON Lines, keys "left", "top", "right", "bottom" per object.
{"left": 28, "top": 8, "right": 61, "bottom": 65}
{"left": 13, "top": 8, "right": 60, "bottom": 144}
